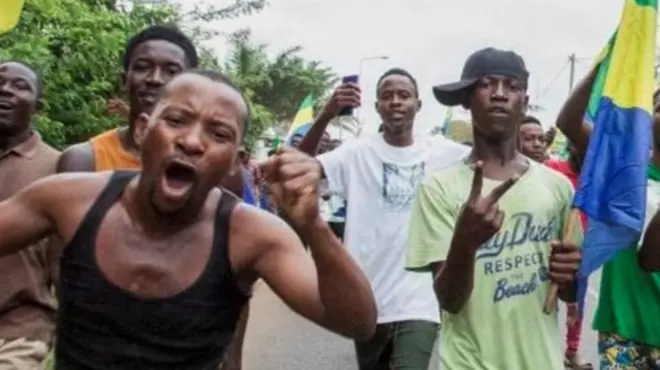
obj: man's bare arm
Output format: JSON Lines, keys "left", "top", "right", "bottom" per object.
{"left": 298, "top": 111, "right": 334, "bottom": 156}
{"left": 298, "top": 84, "right": 360, "bottom": 156}
{"left": 555, "top": 67, "right": 598, "bottom": 154}
{"left": 241, "top": 207, "right": 376, "bottom": 340}
{"left": 0, "top": 177, "right": 59, "bottom": 257}
{"left": 53, "top": 143, "right": 95, "bottom": 291}
{"left": 57, "top": 142, "right": 95, "bottom": 173}
{"left": 433, "top": 239, "right": 479, "bottom": 314}
{"left": 639, "top": 211, "right": 660, "bottom": 272}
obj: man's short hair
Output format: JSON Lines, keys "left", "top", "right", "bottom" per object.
{"left": 521, "top": 115, "right": 541, "bottom": 125}
{"left": 376, "top": 68, "right": 419, "bottom": 98}
{"left": 1, "top": 60, "right": 43, "bottom": 97}
{"left": 122, "top": 25, "right": 198, "bottom": 71}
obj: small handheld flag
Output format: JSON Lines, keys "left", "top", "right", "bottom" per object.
{"left": 440, "top": 107, "right": 454, "bottom": 136}
{"left": 272, "top": 136, "right": 281, "bottom": 149}
{"left": 286, "top": 94, "right": 314, "bottom": 144}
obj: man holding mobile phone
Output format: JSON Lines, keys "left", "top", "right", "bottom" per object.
{"left": 297, "top": 68, "right": 469, "bottom": 369}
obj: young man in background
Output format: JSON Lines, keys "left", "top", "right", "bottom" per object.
{"left": 407, "top": 47, "right": 582, "bottom": 370}
{"left": 55, "top": 25, "right": 248, "bottom": 370}
{"left": 0, "top": 60, "right": 60, "bottom": 369}
{"left": 519, "top": 120, "right": 591, "bottom": 369}
{"left": 299, "top": 67, "right": 469, "bottom": 369}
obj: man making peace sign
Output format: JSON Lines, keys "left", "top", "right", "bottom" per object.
{"left": 405, "top": 48, "right": 582, "bottom": 369}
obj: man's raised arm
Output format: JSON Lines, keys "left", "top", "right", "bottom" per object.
{"left": 244, "top": 147, "right": 376, "bottom": 340}
{"left": 297, "top": 84, "right": 360, "bottom": 156}
{"left": 638, "top": 209, "right": 660, "bottom": 272}
{"left": 555, "top": 66, "right": 598, "bottom": 154}
{"left": 246, "top": 211, "right": 376, "bottom": 339}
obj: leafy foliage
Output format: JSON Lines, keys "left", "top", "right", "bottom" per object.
{"left": 223, "top": 29, "right": 338, "bottom": 137}
{"left": 0, "top": 0, "right": 335, "bottom": 153}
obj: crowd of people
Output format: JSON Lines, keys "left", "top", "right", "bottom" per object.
{"left": 1, "top": 22, "right": 659, "bottom": 370}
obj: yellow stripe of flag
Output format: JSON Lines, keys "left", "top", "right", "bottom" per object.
{"left": 602, "top": 0, "right": 657, "bottom": 112}
{"left": 0, "top": 0, "right": 25, "bottom": 34}
{"left": 286, "top": 94, "right": 314, "bottom": 138}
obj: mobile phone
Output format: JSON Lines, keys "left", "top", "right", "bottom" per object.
{"left": 340, "top": 74, "right": 359, "bottom": 116}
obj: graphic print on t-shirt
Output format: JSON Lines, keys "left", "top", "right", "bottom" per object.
{"left": 381, "top": 161, "right": 426, "bottom": 207}
{"left": 476, "top": 212, "right": 560, "bottom": 303}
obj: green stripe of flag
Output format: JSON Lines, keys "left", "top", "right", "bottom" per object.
{"left": 635, "top": 0, "right": 657, "bottom": 8}
{"left": 586, "top": 32, "right": 617, "bottom": 120}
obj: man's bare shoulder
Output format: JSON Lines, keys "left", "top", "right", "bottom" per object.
{"left": 57, "top": 142, "right": 95, "bottom": 172}
{"left": 228, "top": 202, "right": 301, "bottom": 271}
{"left": 30, "top": 171, "right": 114, "bottom": 205}
{"left": 47, "top": 170, "right": 113, "bottom": 183}
{"left": 232, "top": 202, "right": 291, "bottom": 238}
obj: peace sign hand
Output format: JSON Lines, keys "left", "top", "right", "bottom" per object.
{"left": 455, "top": 161, "right": 519, "bottom": 250}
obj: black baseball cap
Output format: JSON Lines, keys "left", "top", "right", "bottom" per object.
{"left": 433, "top": 47, "right": 529, "bottom": 106}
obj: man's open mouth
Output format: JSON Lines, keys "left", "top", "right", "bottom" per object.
{"left": 161, "top": 160, "right": 197, "bottom": 198}
{"left": 0, "top": 100, "right": 15, "bottom": 113}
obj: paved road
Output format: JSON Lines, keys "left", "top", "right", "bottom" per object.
{"left": 244, "top": 270, "right": 603, "bottom": 369}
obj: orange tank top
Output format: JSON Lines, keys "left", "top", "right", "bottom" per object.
{"left": 90, "top": 129, "right": 141, "bottom": 171}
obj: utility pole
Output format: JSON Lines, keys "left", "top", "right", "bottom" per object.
{"left": 568, "top": 53, "right": 576, "bottom": 94}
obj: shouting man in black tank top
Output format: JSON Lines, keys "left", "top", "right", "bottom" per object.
{"left": 0, "top": 69, "right": 377, "bottom": 369}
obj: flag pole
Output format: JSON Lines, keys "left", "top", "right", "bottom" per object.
{"left": 543, "top": 208, "right": 581, "bottom": 313}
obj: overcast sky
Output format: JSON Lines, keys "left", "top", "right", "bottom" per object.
{"left": 196, "top": 0, "right": 627, "bottom": 135}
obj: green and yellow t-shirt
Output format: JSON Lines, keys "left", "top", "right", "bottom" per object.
{"left": 593, "top": 165, "right": 660, "bottom": 346}
{"left": 406, "top": 160, "right": 581, "bottom": 370}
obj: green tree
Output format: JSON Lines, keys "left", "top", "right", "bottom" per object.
{"left": 223, "top": 28, "right": 338, "bottom": 135}
{"left": 0, "top": 0, "right": 265, "bottom": 149}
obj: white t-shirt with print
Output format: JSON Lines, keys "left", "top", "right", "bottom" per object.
{"left": 319, "top": 180, "right": 346, "bottom": 223}
{"left": 317, "top": 133, "right": 470, "bottom": 324}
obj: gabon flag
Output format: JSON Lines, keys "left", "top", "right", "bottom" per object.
{"left": 574, "top": 0, "right": 657, "bottom": 314}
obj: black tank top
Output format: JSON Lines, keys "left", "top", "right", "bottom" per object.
{"left": 55, "top": 171, "right": 249, "bottom": 369}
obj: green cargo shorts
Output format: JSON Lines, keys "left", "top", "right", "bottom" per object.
{"left": 354, "top": 320, "right": 439, "bottom": 370}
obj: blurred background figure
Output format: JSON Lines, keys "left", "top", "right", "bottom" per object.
{"left": 318, "top": 137, "right": 346, "bottom": 240}
{"left": 289, "top": 133, "right": 304, "bottom": 148}
{"left": 317, "top": 132, "right": 331, "bottom": 154}
{"left": 518, "top": 115, "right": 547, "bottom": 163}
{"left": 238, "top": 148, "right": 261, "bottom": 207}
